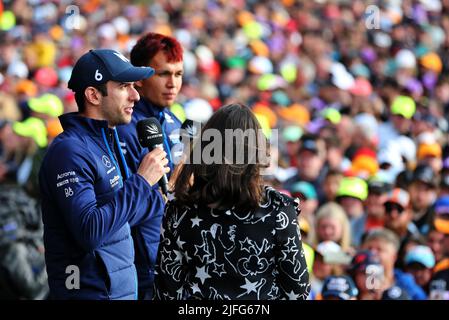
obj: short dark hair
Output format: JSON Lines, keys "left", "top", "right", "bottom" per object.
{"left": 74, "top": 83, "right": 108, "bottom": 113}
{"left": 174, "top": 103, "right": 269, "bottom": 211}
{"left": 130, "top": 32, "right": 183, "bottom": 67}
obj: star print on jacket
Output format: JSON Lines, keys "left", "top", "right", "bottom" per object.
{"left": 153, "top": 186, "right": 311, "bottom": 300}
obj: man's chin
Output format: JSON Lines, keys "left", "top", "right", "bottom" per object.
{"left": 116, "top": 116, "right": 132, "bottom": 126}
{"left": 160, "top": 98, "right": 175, "bottom": 108}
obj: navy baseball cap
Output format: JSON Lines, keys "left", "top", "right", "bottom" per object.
{"left": 301, "top": 138, "right": 319, "bottom": 154}
{"left": 321, "top": 275, "right": 358, "bottom": 300}
{"left": 68, "top": 49, "right": 155, "bottom": 93}
{"left": 349, "top": 250, "right": 382, "bottom": 274}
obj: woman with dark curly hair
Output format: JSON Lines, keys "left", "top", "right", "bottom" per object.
{"left": 154, "top": 103, "right": 310, "bottom": 300}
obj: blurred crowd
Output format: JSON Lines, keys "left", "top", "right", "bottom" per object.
{"left": 2, "top": 0, "right": 449, "bottom": 299}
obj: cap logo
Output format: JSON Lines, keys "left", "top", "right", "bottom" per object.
{"left": 327, "top": 278, "right": 349, "bottom": 292}
{"left": 95, "top": 69, "right": 103, "bottom": 81}
{"left": 146, "top": 124, "right": 159, "bottom": 135}
{"left": 113, "top": 52, "right": 129, "bottom": 63}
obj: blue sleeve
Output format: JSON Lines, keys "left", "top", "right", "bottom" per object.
{"left": 43, "top": 139, "right": 164, "bottom": 251}
{"left": 127, "top": 171, "right": 165, "bottom": 228}
{"left": 395, "top": 269, "right": 427, "bottom": 300}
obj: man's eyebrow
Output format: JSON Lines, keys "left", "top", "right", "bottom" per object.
{"left": 157, "top": 69, "right": 182, "bottom": 73}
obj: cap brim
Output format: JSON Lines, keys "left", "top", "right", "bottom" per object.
{"left": 12, "top": 122, "right": 28, "bottom": 137}
{"left": 28, "top": 98, "right": 63, "bottom": 117}
{"left": 301, "top": 147, "right": 319, "bottom": 154}
{"left": 113, "top": 66, "right": 155, "bottom": 83}
{"left": 415, "top": 178, "right": 436, "bottom": 187}
{"left": 12, "top": 122, "right": 47, "bottom": 148}
{"left": 369, "top": 186, "right": 385, "bottom": 194}
{"left": 434, "top": 218, "right": 449, "bottom": 234}
{"left": 405, "top": 260, "right": 433, "bottom": 269}
{"left": 384, "top": 200, "right": 406, "bottom": 209}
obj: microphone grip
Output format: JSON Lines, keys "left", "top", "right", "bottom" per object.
{"left": 151, "top": 143, "right": 168, "bottom": 195}
{"left": 160, "top": 174, "right": 168, "bottom": 195}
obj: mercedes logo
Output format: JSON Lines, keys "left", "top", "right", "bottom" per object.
{"left": 102, "top": 155, "right": 111, "bottom": 168}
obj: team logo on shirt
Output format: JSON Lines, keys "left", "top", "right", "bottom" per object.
{"left": 164, "top": 113, "right": 175, "bottom": 123}
{"left": 102, "top": 155, "right": 111, "bottom": 168}
{"left": 185, "top": 124, "right": 197, "bottom": 137}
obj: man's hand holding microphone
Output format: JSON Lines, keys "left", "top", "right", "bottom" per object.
{"left": 136, "top": 118, "right": 170, "bottom": 194}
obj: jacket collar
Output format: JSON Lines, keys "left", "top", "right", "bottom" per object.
{"left": 135, "top": 98, "right": 166, "bottom": 118}
{"left": 59, "top": 112, "right": 111, "bottom": 137}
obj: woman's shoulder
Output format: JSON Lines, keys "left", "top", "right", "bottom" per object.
{"left": 262, "top": 186, "right": 300, "bottom": 210}
{"left": 166, "top": 199, "right": 195, "bottom": 212}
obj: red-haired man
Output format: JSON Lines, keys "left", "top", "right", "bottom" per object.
{"left": 117, "top": 33, "right": 184, "bottom": 299}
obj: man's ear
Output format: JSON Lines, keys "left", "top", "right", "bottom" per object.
{"left": 84, "top": 87, "right": 102, "bottom": 106}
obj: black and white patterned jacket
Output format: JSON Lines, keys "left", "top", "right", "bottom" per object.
{"left": 154, "top": 186, "right": 311, "bottom": 300}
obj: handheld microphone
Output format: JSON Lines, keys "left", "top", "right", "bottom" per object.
{"left": 137, "top": 117, "right": 169, "bottom": 195}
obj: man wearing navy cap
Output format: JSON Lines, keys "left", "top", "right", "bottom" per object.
{"left": 321, "top": 275, "right": 358, "bottom": 300}
{"left": 284, "top": 134, "right": 327, "bottom": 204}
{"left": 39, "top": 49, "right": 170, "bottom": 299}
{"left": 349, "top": 250, "right": 385, "bottom": 300}
{"left": 409, "top": 164, "right": 438, "bottom": 234}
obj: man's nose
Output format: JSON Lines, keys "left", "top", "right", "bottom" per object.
{"left": 166, "top": 75, "right": 175, "bottom": 87}
{"left": 389, "top": 209, "right": 400, "bottom": 219}
{"left": 129, "top": 85, "right": 140, "bottom": 101}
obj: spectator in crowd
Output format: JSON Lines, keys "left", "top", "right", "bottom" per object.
{"left": 322, "top": 170, "right": 343, "bottom": 203}
{"left": 289, "top": 180, "right": 319, "bottom": 225}
{"left": 348, "top": 250, "right": 385, "bottom": 300}
{"left": 0, "top": 117, "right": 47, "bottom": 188}
{"left": 408, "top": 164, "right": 439, "bottom": 234}
{"left": 335, "top": 176, "right": 368, "bottom": 247}
{"left": 429, "top": 205, "right": 449, "bottom": 300}
{"left": 383, "top": 188, "right": 421, "bottom": 243}
{"left": 364, "top": 177, "right": 391, "bottom": 231}
{"left": 320, "top": 275, "right": 358, "bottom": 300}
{"left": 312, "top": 202, "right": 352, "bottom": 252}
{"left": 404, "top": 245, "right": 435, "bottom": 294}
{"left": 427, "top": 224, "right": 447, "bottom": 268}
{"left": 0, "top": 161, "right": 48, "bottom": 299}
{"left": 431, "top": 197, "right": 449, "bottom": 274}
{"left": 416, "top": 140, "right": 443, "bottom": 174}
{"left": 362, "top": 228, "right": 427, "bottom": 300}
{"left": 310, "top": 241, "right": 351, "bottom": 300}
{"left": 322, "top": 133, "right": 349, "bottom": 173}
{"left": 378, "top": 95, "right": 416, "bottom": 151}
{"left": 285, "top": 134, "right": 327, "bottom": 203}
